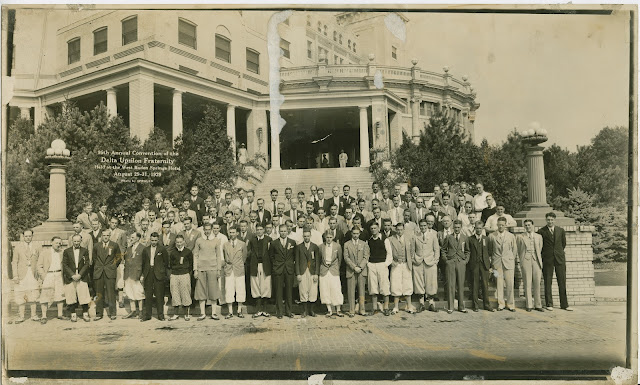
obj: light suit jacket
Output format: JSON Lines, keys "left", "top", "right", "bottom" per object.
{"left": 12, "top": 242, "right": 41, "bottom": 280}
{"left": 414, "top": 230, "right": 440, "bottom": 267}
{"left": 343, "top": 239, "right": 370, "bottom": 278}
{"left": 223, "top": 239, "right": 247, "bottom": 277}
{"left": 318, "top": 242, "right": 342, "bottom": 277}
{"left": 488, "top": 231, "right": 518, "bottom": 270}
{"left": 516, "top": 232, "right": 543, "bottom": 269}
{"left": 388, "top": 235, "right": 416, "bottom": 272}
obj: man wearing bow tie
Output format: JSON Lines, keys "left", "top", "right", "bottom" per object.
{"left": 517, "top": 219, "right": 544, "bottom": 312}
{"left": 269, "top": 224, "right": 297, "bottom": 318}
{"left": 92, "top": 229, "right": 122, "bottom": 320}
{"left": 442, "top": 220, "right": 469, "bottom": 314}
{"left": 141, "top": 232, "right": 170, "bottom": 321}
{"left": 538, "top": 212, "right": 571, "bottom": 311}
{"left": 295, "top": 228, "right": 321, "bottom": 317}
{"left": 63, "top": 234, "right": 91, "bottom": 322}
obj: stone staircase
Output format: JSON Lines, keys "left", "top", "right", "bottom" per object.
{"left": 254, "top": 167, "right": 375, "bottom": 200}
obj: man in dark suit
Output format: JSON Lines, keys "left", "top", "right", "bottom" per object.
{"left": 141, "top": 232, "right": 170, "bottom": 321}
{"left": 248, "top": 223, "right": 272, "bottom": 317}
{"left": 92, "top": 229, "right": 122, "bottom": 320}
{"left": 441, "top": 219, "right": 469, "bottom": 314}
{"left": 314, "top": 188, "right": 328, "bottom": 215}
{"left": 381, "top": 218, "right": 396, "bottom": 240}
{"left": 465, "top": 220, "right": 495, "bottom": 312}
{"left": 428, "top": 201, "right": 447, "bottom": 232}
{"left": 295, "top": 228, "right": 321, "bottom": 317}
{"left": 63, "top": 234, "right": 92, "bottom": 322}
{"left": 339, "top": 185, "right": 355, "bottom": 216}
{"left": 256, "top": 198, "right": 272, "bottom": 227}
{"left": 188, "top": 185, "right": 206, "bottom": 226}
{"left": 538, "top": 212, "right": 571, "bottom": 311}
{"left": 269, "top": 224, "right": 297, "bottom": 318}
{"left": 160, "top": 221, "right": 176, "bottom": 250}
{"left": 284, "top": 199, "right": 301, "bottom": 223}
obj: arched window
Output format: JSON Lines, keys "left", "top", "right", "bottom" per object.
{"left": 67, "top": 37, "right": 81, "bottom": 64}
{"left": 93, "top": 27, "right": 108, "bottom": 55}
{"left": 178, "top": 18, "right": 197, "bottom": 49}
{"left": 215, "top": 25, "right": 232, "bottom": 63}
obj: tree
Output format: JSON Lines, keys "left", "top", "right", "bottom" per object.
{"left": 543, "top": 144, "right": 578, "bottom": 208}
{"left": 173, "top": 104, "right": 239, "bottom": 198}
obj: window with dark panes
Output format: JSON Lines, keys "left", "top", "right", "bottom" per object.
{"left": 215, "top": 34, "right": 231, "bottom": 63}
{"left": 280, "top": 39, "right": 290, "bottom": 59}
{"left": 93, "top": 27, "right": 107, "bottom": 55}
{"left": 68, "top": 37, "right": 80, "bottom": 64}
{"left": 178, "top": 19, "right": 197, "bottom": 49}
{"left": 122, "top": 16, "right": 138, "bottom": 45}
{"left": 246, "top": 48, "right": 259, "bottom": 74}
{"left": 391, "top": 46, "right": 397, "bottom": 60}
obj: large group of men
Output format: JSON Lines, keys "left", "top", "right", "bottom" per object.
{"left": 11, "top": 181, "right": 573, "bottom": 324}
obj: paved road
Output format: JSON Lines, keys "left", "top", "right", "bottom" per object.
{"left": 4, "top": 304, "right": 625, "bottom": 373}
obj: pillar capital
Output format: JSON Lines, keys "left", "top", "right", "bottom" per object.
{"left": 173, "top": 88, "right": 185, "bottom": 95}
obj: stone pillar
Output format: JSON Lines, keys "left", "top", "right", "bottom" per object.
{"left": 527, "top": 144, "right": 547, "bottom": 206}
{"left": 246, "top": 108, "right": 268, "bottom": 161}
{"left": 31, "top": 139, "right": 75, "bottom": 241}
{"left": 129, "top": 77, "right": 154, "bottom": 142}
{"left": 106, "top": 87, "right": 117, "bottom": 117}
{"left": 227, "top": 105, "right": 237, "bottom": 161}
{"left": 172, "top": 89, "right": 183, "bottom": 146}
{"left": 34, "top": 103, "right": 53, "bottom": 130}
{"left": 411, "top": 98, "right": 420, "bottom": 144}
{"left": 19, "top": 106, "right": 31, "bottom": 121}
{"left": 359, "top": 106, "right": 370, "bottom": 167}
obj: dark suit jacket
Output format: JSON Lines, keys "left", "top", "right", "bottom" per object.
{"left": 442, "top": 233, "right": 468, "bottom": 262}
{"left": 62, "top": 247, "right": 90, "bottom": 284}
{"left": 160, "top": 232, "right": 176, "bottom": 251}
{"left": 256, "top": 210, "right": 272, "bottom": 227}
{"left": 465, "top": 234, "right": 491, "bottom": 270}
{"left": 537, "top": 226, "right": 567, "bottom": 265}
{"left": 189, "top": 196, "right": 206, "bottom": 223}
{"left": 141, "top": 245, "right": 170, "bottom": 281}
{"left": 92, "top": 241, "right": 122, "bottom": 280}
{"left": 345, "top": 228, "right": 370, "bottom": 243}
{"left": 366, "top": 218, "right": 384, "bottom": 233}
{"left": 269, "top": 237, "right": 297, "bottom": 275}
{"left": 381, "top": 230, "right": 396, "bottom": 241}
{"left": 313, "top": 199, "right": 328, "bottom": 214}
{"left": 338, "top": 196, "right": 355, "bottom": 216}
{"left": 248, "top": 236, "right": 272, "bottom": 276}
{"left": 284, "top": 209, "right": 302, "bottom": 221}
{"left": 96, "top": 211, "right": 109, "bottom": 229}
{"left": 322, "top": 227, "right": 345, "bottom": 246}
{"left": 295, "top": 242, "right": 320, "bottom": 276}
{"left": 428, "top": 210, "right": 446, "bottom": 232}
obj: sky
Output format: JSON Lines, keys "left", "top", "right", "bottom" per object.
{"left": 404, "top": 11, "right": 630, "bottom": 150}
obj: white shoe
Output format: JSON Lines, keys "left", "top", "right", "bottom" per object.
{"left": 545, "top": 306, "right": 553, "bottom": 311}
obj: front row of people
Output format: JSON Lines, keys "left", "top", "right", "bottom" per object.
{"left": 12, "top": 212, "right": 568, "bottom": 323}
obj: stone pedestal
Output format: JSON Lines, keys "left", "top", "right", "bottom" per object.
{"left": 32, "top": 140, "right": 75, "bottom": 241}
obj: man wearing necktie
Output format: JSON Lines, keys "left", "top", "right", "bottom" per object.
{"left": 388, "top": 223, "right": 417, "bottom": 314}
{"left": 223, "top": 227, "right": 248, "bottom": 319}
{"left": 62, "top": 234, "right": 91, "bottom": 322}
{"left": 269, "top": 224, "right": 297, "bottom": 318}
{"left": 141, "top": 232, "right": 170, "bottom": 321}
{"left": 442, "top": 220, "right": 469, "bottom": 314}
{"left": 538, "top": 212, "right": 571, "bottom": 311}
{"left": 92, "top": 229, "right": 122, "bottom": 320}
{"left": 37, "top": 237, "right": 69, "bottom": 324}
{"left": 295, "top": 228, "right": 321, "bottom": 317}
{"left": 413, "top": 216, "right": 440, "bottom": 312}
{"left": 488, "top": 217, "right": 518, "bottom": 312}
{"left": 134, "top": 198, "right": 151, "bottom": 235}
{"left": 517, "top": 220, "right": 544, "bottom": 312}
{"left": 11, "top": 229, "right": 42, "bottom": 323}
{"left": 343, "top": 227, "right": 370, "bottom": 317}
{"left": 464, "top": 220, "right": 495, "bottom": 312}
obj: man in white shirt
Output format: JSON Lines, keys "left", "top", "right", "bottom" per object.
{"left": 388, "top": 195, "right": 405, "bottom": 225}
{"left": 413, "top": 217, "right": 440, "bottom": 312}
{"left": 37, "top": 237, "right": 68, "bottom": 323}
{"left": 134, "top": 199, "right": 152, "bottom": 234}
{"left": 473, "top": 183, "right": 490, "bottom": 216}
{"left": 484, "top": 205, "right": 517, "bottom": 234}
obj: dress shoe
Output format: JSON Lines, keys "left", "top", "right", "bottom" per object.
{"left": 237, "top": 313, "right": 245, "bottom": 318}
{"left": 123, "top": 311, "right": 138, "bottom": 319}
{"left": 545, "top": 306, "right": 553, "bottom": 311}
{"left": 82, "top": 314, "right": 91, "bottom": 322}
{"left": 225, "top": 314, "right": 234, "bottom": 319}
{"left": 40, "top": 318, "right": 48, "bottom": 324}
{"left": 428, "top": 304, "right": 438, "bottom": 312}
{"left": 497, "top": 307, "right": 504, "bottom": 311}
{"left": 301, "top": 311, "right": 307, "bottom": 318}
{"left": 262, "top": 312, "right": 271, "bottom": 318}
{"left": 485, "top": 307, "right": 496, "bottom": 312}
{"left": 70, "top": 314, "right": 78, "bottom": 323}
{"left": 359, "top": 312, "right": 367, "bottom": 316}
{"left": 336, "top": 312, "right": 344, "bottom": 317}
{"left": 14, "top": 318, "right": 25, "bottom": 324}
{"left": 109, "top": 315, "right": 117, "bottom": 320}
{"left": 508, "top": 308, "right": 516, "bottom": 312}
{"left": 119, "top": 301, "right": 125, "bottom": 308}
{"left": 526, "top": 308, "right": 532, "bottom": 312}
{"left": 473, "top": 308, "right": 479, "bottom": 312}
{"left": 158, "top": 315, "right": 165, "bottom": 321}
{"left": 140, "top": 317, "right": 151, "bottom": 322}
{"left": 446, "top": 309, "right": 453, "bottom": 314}
{"left": 31, "top": 316, "right": 41, "bottom": 322}
{"left": 184, "top": 315, "right": 190, "bottom": 321}
{"left": 277, "top": 314, "right": 283, "bottom": 319}
{"left": 93, "top": 316, "right": 103, "bottom": 321}
{"left": 309, "top": 311, "right": 315, "bottom": 317}
{"left": 197, "top": 315, "right": 207, "bottom": 321}
{"left": 563, "top": 307, "right": 574, "bottom": 311}
{"left": 287, "top": 313, "right": 295, "bottom": 318}
{"left": 390, "top": 308, "right": 399, "bottom": 315}
{"left": 58, "top": 315, "right": 70, "bottom": 321}
{"left": 383, "top": 309, "right": 391, "bottom": 316}
{"left": 253, "top": 312, "right": 262, "bottom": 319}
{"left": 535, "top": 308, "right": 545, "bottom": 312}
{"left": 459, "top": 309, "right": 468, "bottom": 314}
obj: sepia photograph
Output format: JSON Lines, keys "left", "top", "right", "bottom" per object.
{"left": 1, "top": 3, "right": 636, "bottom": 383}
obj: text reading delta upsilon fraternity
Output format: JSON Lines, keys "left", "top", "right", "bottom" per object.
{"left": 95, "top": 150, "right": 180, "bottom": 184}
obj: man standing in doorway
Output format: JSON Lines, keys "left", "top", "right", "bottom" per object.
{"left": 339, "top": 149, "right": 348, "bottom": 168}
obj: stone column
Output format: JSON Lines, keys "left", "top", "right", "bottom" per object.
{"left": 19, "top": 106, "right": 31, "bottom": 121}
{"left": 359, "top": 106, "right": 370, "bottom": 167}
{"left": 227, "top": 105, "right": 237, "bottom": 161}
{"left": 526, "top": 144, "right": 547, "bottom": 206}
{"left": 129, "top": 77, "right": 154, "bottom": 142}
{"left": 31, "top": 139, "right": 75, "bottom": 241}
{"left": 106, "top": 87, "right": 117, "bottom": 117}
{"left": 172, "top": 89, "right": 183, "bottom": 146}
{"left": 411, "top": 98, "right": 420, "bottom": 144}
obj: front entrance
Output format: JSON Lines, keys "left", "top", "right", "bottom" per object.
{"left": 279, "top": 107, "right": 361, "bottom": 169}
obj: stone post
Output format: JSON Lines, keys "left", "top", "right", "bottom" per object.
{"left": 359, "top": 106, "right": 370, "bottom": 167}
{"left": 31, "top": 139, "right": 75, "bottom": 241}
{"left": 106, "top": 87, "right": 117, "bottom": 117}
{"left": 172, "top": 89, "right": 183, "bottom": 146}
{"left": 227, "top": 105, "right": 237, "bottom": 161}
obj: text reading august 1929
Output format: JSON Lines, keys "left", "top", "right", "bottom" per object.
{"left": 95, "top": 150, "right": 180, "bottom": 183}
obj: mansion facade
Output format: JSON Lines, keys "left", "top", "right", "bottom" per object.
{"left": 5, "top": 8, "right": 479, "bottom": 170}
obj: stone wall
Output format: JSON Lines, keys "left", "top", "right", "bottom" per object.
{"left": 514, "top": 225, "right": 596, "bottom": 306}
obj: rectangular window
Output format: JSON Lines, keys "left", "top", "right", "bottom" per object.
{"left": 307, "top": 41, "right": 312, "bottom": 59}
{"left": 93, "top": 27, "right": 107, "bottom": 55}
{"left": 334, "top": 55, "right": 338, "bottom": 64}
{"left": 420, "top": 102, "right": 426, "bottom": 116}
{"left": 215, "top": 34, "right": 231, "bottom": 63}
{"left": 391, "top": 46, "right": 397, "bottom": 60}
{"left": 122, "top": 16, "right": 138, "bottom": 45}
{"left": 178, "top": 19, "right": 197, "bottom": 49}
{"left": 68, "top": 37, "right": 81, "bottom": 64}
{"left": 280, "top": 39, "right": 290, "bottom": 59}
{"left": 246, "top": 48, "right": 259, "bottom": 74}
